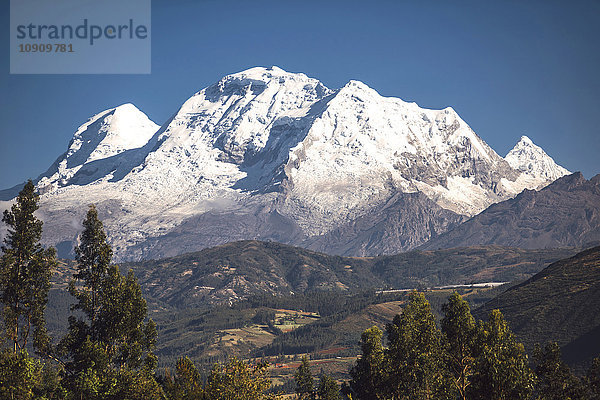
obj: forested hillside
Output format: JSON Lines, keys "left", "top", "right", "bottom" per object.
{"left": 476, "top": 245, "right": 600, "bottom": 371}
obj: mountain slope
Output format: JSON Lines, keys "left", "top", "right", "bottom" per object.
{"left": 43, "top": 242, "right": 581, "bottom": 370}
{"left": 0, "top": 103, "right": 158, "bottom": 199}
{"left": 0, "top": 67, "right": 571, "bottom": 260}
{"left": 475, "top": 245, "right": 600, "bottom": 369}
{"left": 121, "top": 240, "right": 578, "bottom": 308}
{"left": 421, "top": 172, "right": 600, "bottom": 250}
{"left": 302, "top": 192, "right": 467, "bottom": 256}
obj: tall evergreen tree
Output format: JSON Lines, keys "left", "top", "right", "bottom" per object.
{"left": 0, "top": 180, "right": 56, "bottom": 355}
{"left": 295, "top": 355, "right": 315, "bottom": 399}
{"left": 534, "top": 342, "right": 585, "bottom": 400}
{"left": 441, "top": 292, "right": 476, "bottom": 400}
{"left": 385, "top": 291, "right": 449, "bottom": 400}
{"left": 71, "top": 204, "right": 112, "bottom": 335}
{"left": 470, "top": 309, "right": 534, "bottom": 400}
{"left": 59, "top": 205, "right": 159, "bottom": 399}
{"left": 349, "top": 326, "right": 386, "bottom": 400}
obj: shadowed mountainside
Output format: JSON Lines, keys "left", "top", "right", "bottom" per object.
{"left": 476, "top": 245, "right": 600, "bottom": 371}
{"left": 421, "top": 172, "right": 600, "bottom": 251}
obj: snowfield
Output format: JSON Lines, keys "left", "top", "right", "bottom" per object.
{"left": 0, "top": 67, "right": 570, "bottom": 260}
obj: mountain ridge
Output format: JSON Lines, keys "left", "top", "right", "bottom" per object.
{"left": 505, "top": 135, "right": 570, "bottom": 183}
{"left": 475, "top": 245, "right": 600, "bottom": 370}
{"left": 421, "top": 172, "right": 600, "bottom": 250}
{"left": 0, "top": 66, "right": 571, "bottom": 261}
{"left": 120, "top": 240, "right": 580, "bottom": 308}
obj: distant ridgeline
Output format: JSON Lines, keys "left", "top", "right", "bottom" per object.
{"left": 4, "top": 67, "right": 596, "bottom": 264}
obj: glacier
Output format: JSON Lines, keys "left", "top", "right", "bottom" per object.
{"left": 0, "top": 66, "right": 570, "bottom": 260}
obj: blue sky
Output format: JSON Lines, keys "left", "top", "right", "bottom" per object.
{"left": 1, "top": 0, "right": 599, "bottom": 189}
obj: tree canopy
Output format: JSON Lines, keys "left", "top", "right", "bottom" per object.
{"left": 58, "top": 205, "right": 159, "bottom": 399}
{"left": 0, "top": 180, "right": 56, "bottom": 355}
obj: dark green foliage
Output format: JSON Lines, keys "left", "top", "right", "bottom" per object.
{"left": 253, "top": 308, "right": 276, "bottom": 325}
{"left": 348, "top": 293, "right": 546, "bottom": 400}
{"left": 0, "top": 349, "right": 44, "bottom": 399}
{"left": 534, "top": 342, "right": 586, "bottom": 400}
{"left": 349, "top": 326, "right": 385, "bottom": 400}
{"left": 0, "top": 348, "right": 65, "bottom": 399}
{"left": 162, "top": 356, "right": 281, "bottom": 400}
{"left": 470, "top": 309, "right": 535, "bottom": 400}
{"left": 295, "top": 356, "right": 315, "bottom": 399}
{"left": 385, "top": 291, "right": 448, "bottom": 399}
{"left": 441, "top": 292, "right": 476, "bottom": 400}
{"left": 317, "top": 374, "right": 340, "bottom": 400}
{"left": 260, "top": 319, "right": 338, "bottom": 357}
{"left": 59, "top": 205, "right": 160, "bottom": 399}
{"left": 70, "top": 204, "right": 112, "bottom": 331}
{"left": 0, "top": 180, "right": 56, "bottom": 354}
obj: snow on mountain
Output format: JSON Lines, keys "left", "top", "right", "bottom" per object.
{"left": 36, "top": 103, "right": 159, "bottom": 193}
{"left": 279, "top": 79, "right": 521, "bottom": 234}
{"left": 505, "top": 135, "right": 570, "bottom": 184}
{"left": 0, "top": 67, "right": 572, "bottom": 260}
{"left": 115, "top": 66, "right": 333, "bottom": 204}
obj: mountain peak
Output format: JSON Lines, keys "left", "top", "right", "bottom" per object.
{"left": 69, "top": 103, "right": 158, "bottom": 163}
{"left": 112, "top": 102, "right": 144, "bottom": 116}
{"left": 333, "top": 79, "right": 382, "bottom": 103}
{"left": 219, "top": 66, "right": 310, "bottom": 85}
{"left": 198, "top": 66, "right": 331, "bottom": 107}
{"left": 505, "top": 135, "right": 569, "bottom": 183}
{"left": 518, "top": 135, "right": 534, "bottom": 145}
{"left": 1, "top": 67, "right": 582, "bottom": 260}
{"left": 35, "top": 104, "right": 159, "bottom": 192}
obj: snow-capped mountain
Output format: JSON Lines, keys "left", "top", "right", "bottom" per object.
{"left": 505, "top": 135, "right": 570, "bottom": 183}
{"left": 37, "top": 103, "right": 159, "bottom": 193}
{"left": 0, "top": 67, "right": 571, "bottom": 260}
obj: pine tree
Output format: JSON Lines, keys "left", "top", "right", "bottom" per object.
{"left": 70, "top": 204, "right": 112, "bottom": 335}
{"left": 349, "top": 326, "right": 386, "bottom": 400}
{"left": 59, "top": 204, "right": 159, "bottom": 399}
{"left": 441, "top": 292, "right": 476, "bottom": 400}
{"left": 295, "top": 355, "right": 315, "bottom": 399}
{"left": 317, "top": 374, "right": 340, "bottom": 400}
{"left": 470, "top": 309, "right": 534, "bottom": 400}
{"left": 0, "top": 180, "right": 56, "bottom": 355}
{"left": 385, "top": 291, "right": 449, "bottom": 400}
{"left": 534, "top": 342, "right": 586, "bottom": 400}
